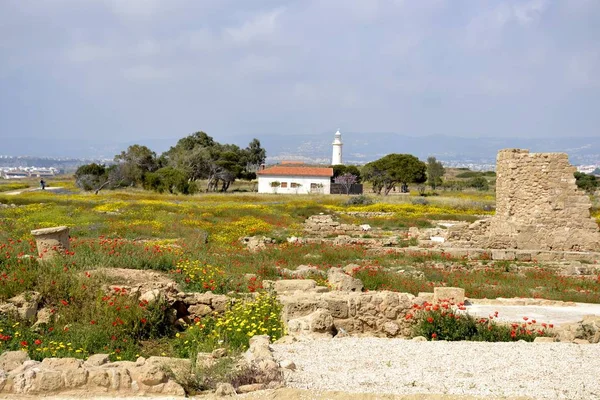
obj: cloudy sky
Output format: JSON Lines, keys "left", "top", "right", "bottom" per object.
{"left": 1, "top": 0, "right": 599, "bottom": 144}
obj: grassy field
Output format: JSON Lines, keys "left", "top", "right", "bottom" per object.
{"left": 0, "top": 178, "right": 599, "bottom": 364}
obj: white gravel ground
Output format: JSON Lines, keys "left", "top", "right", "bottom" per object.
{"left": 272, "top": 338, "right": 600, "bottom": 400}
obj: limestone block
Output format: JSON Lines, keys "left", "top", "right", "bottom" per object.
{"left": 41, "top": 357, "right": 83, "bottom": 370}
{"left": 30, "top": 226, "right": 70, "bottom": 259}
{"left": 84, "top": 354, "right": 110, "bottom": 367}
{"left": 161, "top": 380, "right": 186, "bottom": 396}
{"left": 7, "top": 291, "right": 41, "bottom": 320}
{"left": 188, "top": 303, "right": 212, "bottom": 317}
{"left": 0, "top": 351, "right": 29, "bottom": 373}
{"left": 215, "top": 382, "right": 236, "bottom": 396}
{"left": 287, "top": 309, "right": 334, "bottom": 335}
{"left": 327, "top": 268, "right": 363, "bottom": 292}
{"left": 211, "top": 296, "right": 229, "bottom": 313}
{"left": 382, "top": 321, "right": 400, "bottom": 337}
{"left": 63, "top": 369, "right": 88, "bottom": 389}
{"left": 273, "top": 279, "right": 317, "bottom": 293}
{"left": 88, "top": 369, "right": 110, "bottom": 388}
{"left": 29, "top": 370, "right": 64, "bottom": 393}
{"left": 325, "top": 298, "right": 349, "bottom": 318}
{"left": 145, "top": 357, "right": 192, "bottom": 385}
{"left": 433, "top": 287, "right": 465, "bottom": 304}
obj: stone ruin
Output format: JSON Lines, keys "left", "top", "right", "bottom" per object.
{"left": 448, "top": 149, "right": 600, "bottom": 252}
{"left": 30, "top": 226, "right": 70, "bottom": 259}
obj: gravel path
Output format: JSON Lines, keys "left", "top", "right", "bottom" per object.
{"left": 272, "top": 338, "right": 600, "bottom": 400}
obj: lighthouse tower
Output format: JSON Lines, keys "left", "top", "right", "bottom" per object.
{"left": 331, "top": 129, "right": 343, "bottom": 165}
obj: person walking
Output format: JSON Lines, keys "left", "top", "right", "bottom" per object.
{"left": 40, "top": 178, "right": 45, "bottom": 190}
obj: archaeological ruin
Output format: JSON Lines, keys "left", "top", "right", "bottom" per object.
{"left": 448, "top": 149, "right": 600, "bottom": 252}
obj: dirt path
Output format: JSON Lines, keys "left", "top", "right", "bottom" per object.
{"left": 3, "top": 186, "right": 64, "bottom": 195}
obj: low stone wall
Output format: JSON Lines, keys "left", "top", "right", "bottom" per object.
{"left": 368, "top": 245, "right": 600, "bottom": 264}
{"left": 0, "top": 335, "right": 287, "bottom": 397}
{"left": 0, "top": 353, "right": 188, "bottom": 396}
{"left": 303, "top": 214, "right": 372, "bottom": 236}
{"left": 267, "top": 277, "right": 418, "bottom": 338}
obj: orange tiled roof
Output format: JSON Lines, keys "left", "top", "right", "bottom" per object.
{"left": 258, "top": 165, "right": 333, "bottom": 177}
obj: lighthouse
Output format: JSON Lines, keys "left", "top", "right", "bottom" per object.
{"left": 331, "top": 129, "right": 343, "bottom": 165}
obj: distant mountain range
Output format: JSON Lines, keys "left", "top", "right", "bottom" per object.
{"left": 2, "top": 133, "right": 599, "bottom": 167}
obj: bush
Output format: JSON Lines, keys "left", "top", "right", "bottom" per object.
{"left": 574, "top": 172, "right": 599, "bottom": 194}
{"left": 174, "top": 292, "right": 284, "bottom": 358}
{"left": 455, "top": 171, "right": 480, "bottom": 179}
{"left": 411, "top": 197, "right": 429, "bottom": 206}
{"left": 345, "top": 195, "right": 373, "bottom": 206}
{"left": 467, "top": 176, "right": 489, "bottom": 191}
{"left": 411, "top": 301, "right": 553, "bottom": 342}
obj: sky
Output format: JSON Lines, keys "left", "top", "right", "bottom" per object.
{"left": 1, "top": 0, "right": 599, "bottom": 145}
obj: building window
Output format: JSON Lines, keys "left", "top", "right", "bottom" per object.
{"left": 280, "top": 182, "right": 288, "bottom": 188}
{"left": 291, "top": 182, "right": 300, "bottom": 188}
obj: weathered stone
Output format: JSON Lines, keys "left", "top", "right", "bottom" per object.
{"left": 215, "top": 382, "right": 236, "bottom": 396}
{"left": 161, "top": 379, "right": 186, "bottom": 396}
{"left": 139, "top": 289, "right": 161, "bottom": 304}
{"left": 41, "top": 357, "right": 83, "bottom": 370}
{"left": 188, "top": 303, "right": 212, "bottom": 317}
{"left": 533, "top": 337, "right": 555, "bottom": 343}
{"left": 211, "top": 296, "right": 229, "bottom": 313}
{"left": 287, "top": 309, "right": 334, "bottom": 335}
{"left": 412, "top": 336, "right": 428, "bottom": 341}
{"left": 30, "top": 370, "right": 64, "bottom": 393}
{"left": 273, "top": 279, "right": 317, "bottom": 293}
{"left": 0, "top": 351, "right": 29, "bottom": 373}
{"left": 327, "top": 268, "right": 363, "bottom": 292}
{"left": 31, "top": 226, "right": 70, "bottom": 259}
{"left": 448, "top": 149, "right": 600, "bottom": 252}
{"left": 136, "top": 364, "right": 167, "bottom": 386}
{"left": 84, "top": 354, "right": 110, "bottom": 367}
{"left": 325, "top": 298, "right": 349, "bottom": 318}
{"left": 382, "top": 321, "right": 400, "bottom": 337}
{"left": 88, "top": 369, "right": 110, "bottom": 388}
{"left": 7, "top": 291, "right": 41, "bottom": 320}
{"left": 433, "top": 287, "right": 465, "bottom": 304}
{"left": 63, "top": 368, "right": 88, "bottom": 388}
{"left": 145, "top": 356, "right": 191, "bottom": 385}
{"left": 245, "top": 335, "right": 273, "bottom": 361}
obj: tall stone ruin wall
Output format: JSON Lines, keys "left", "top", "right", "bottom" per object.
{"left": 451, "top": 149, "right": 600, "bottom": 252}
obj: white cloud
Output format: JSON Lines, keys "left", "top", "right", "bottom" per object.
{"left": 225, "top": 8, "right": 284, "bottom": 45}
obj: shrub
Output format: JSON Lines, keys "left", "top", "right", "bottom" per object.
{"left": 344, "top": 195, "right": 373, "bottom": 206}
{"left": 174, "top": 292, "right": 284, "bottom": 358}
{"left": 411, "top": 197, "right": 429, "bottom": 206}
{"left": 467, "top": 176, "right": 489, "bottom": 191}
{"left": 411, "top": 301, "right": 553, "bottom": 342}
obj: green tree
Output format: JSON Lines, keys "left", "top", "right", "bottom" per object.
{"left": 143, "top": 167, "right": 192, "bottom": 194}
{"left": 363, "top": 154, "right": 426, "bottom": 195}
{"left": 426, "top": 156, "right": 445, "bottom": 190}
{"left": 113, "top": 144, "right": 158, "bottom": 185}
{"left": 74, "top": 163, "right": 107, "bottom": 191}
{"left": 574, "top": 172, "right": 599, "bottom": 194}
{"left": 467, "top": 176, "right": 489, "bottom": 191}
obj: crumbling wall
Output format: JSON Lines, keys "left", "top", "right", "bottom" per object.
{"left": 451, "top": 149, "right": 600, "bottom": 251}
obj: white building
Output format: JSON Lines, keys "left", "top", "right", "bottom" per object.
{"left": 257, "top": 163, "right": 333, "bottom": 194}
{"left": 332, "top": 129, "right": 343, "bottom": 165}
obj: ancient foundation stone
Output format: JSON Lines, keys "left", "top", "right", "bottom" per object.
{"left": 433, "top": 287, "right": 465, "bottom": 304}
{"left": 30, "top": 226, "right": 70, "bottom": 259}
